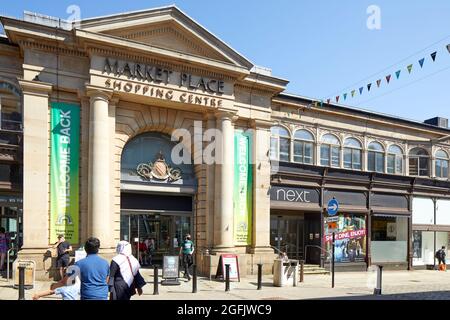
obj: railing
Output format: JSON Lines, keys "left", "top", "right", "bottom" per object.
{"left": 5, "top": 246, "right": 16, "bottom": 282}
{"left": 304, "top": 245, "right": 332, "bottom": 267}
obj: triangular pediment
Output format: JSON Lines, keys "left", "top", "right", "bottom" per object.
{"left": 102, "top": 22, "right": 228, "bottom": 63}
{"left": 79, "top": 5, "right": 253, "bottom": 69}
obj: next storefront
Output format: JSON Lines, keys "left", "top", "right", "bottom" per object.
{"left": 271, "top": 161, "right": 412, "bottom": 270}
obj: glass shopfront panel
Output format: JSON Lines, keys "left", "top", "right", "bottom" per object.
{"left": 436, "top": 200, "right": 450, "bottom": 225}
{"left": 324, "top": 214, "right": 366, "bottom": 263}
{"left": 413, "top": 231, "right": 450, "bottom": 266}
{"left": 371, "top": 216, "right": 408, "bottom": 263}
{"left": 120, "top": 213, "right": 191, "bottom": 266}
{"left": 412, "top": 198, "right": 434, "bottom": 225}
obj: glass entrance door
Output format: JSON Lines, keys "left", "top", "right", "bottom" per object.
{"left": 120, "top": 213, "right": 191, "bottom": 267}
{"left": 270, "top": 215, "right": 304, "bottom": 261}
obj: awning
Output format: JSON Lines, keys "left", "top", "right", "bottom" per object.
{"left": 371, "top": 209, "right": 411, "bottom": 217}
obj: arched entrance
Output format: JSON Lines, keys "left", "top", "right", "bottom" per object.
{"left": 119, "top": 132, "right": 196, "bottom": 266}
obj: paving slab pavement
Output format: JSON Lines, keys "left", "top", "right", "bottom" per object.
{"left": 1, "top": 269, "right": 450, "bottom": 300}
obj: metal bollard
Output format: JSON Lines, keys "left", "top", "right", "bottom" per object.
{"left": 373, "top": 265, "right": 383, "bottom": 295}
{"left": 225, "top": 264, "right": 230, "bottom": 292}
{"left": 153, "top": 265, "right": 159, "bottom": 295}
{"left": 192, "top": 264, "right": 197, "bottom": 293}
{"left": 257, "top": 263, "right": 263, "bottom": 290}
{"left": 300, "top": 260, "right": 304, "bottom": 283}
{"left": 18, "top": 265, "right": 25, "bottom": 300}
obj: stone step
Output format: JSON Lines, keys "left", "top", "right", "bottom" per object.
{"left": 301, "top": 264, "right": 329, "bottom": 275}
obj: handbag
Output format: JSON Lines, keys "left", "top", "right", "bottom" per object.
{"left": 124, "top": 255, "right": 138, "bottom": 295}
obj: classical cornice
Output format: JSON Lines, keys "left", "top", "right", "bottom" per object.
{"left": 77, "top": 5, "right": 254, "bottom": 69}
{"left": 18, "top": 79, "right": 52, "bottom": 96}
{"left": 18, "top": 40, "right": 87, "bottom": 58}
{"left": 85, "top": 84, "right": 114, "bottom": 101}
{"left": 250, "top": 119, "right": 273, "bottom": 129}
{"left": 235, "top": 83, "right": 277, "bottom": 96}
{"left": 76, "top": 29, "right": 250, "bottom": 79}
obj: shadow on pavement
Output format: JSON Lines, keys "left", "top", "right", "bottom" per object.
{"left": 316, "top": 291, "right": 450, "bottom": 300}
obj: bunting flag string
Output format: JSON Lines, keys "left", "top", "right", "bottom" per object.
{"left": 407, "top": 64, "right": 413, "bottom": 73}
{"left": 419, "top": 58, "right": 425, "bottom": 68}
{"left": 376, "top": 79, "right": 381, "bottom": 87}
{"left": 431, "top": 51, "right": 437, "bottom": 61}
{"left": 323, "top": 43, "right": 450, "bottom": 106}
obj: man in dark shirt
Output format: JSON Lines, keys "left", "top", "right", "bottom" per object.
{"left": 53, "top": 234, "right": 72, "bottom": 280}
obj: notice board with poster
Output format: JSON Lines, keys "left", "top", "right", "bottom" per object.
{"left": 215, "top": 254, "right": 240, "bottom": 281}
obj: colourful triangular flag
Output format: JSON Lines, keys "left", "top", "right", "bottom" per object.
{"left": 431, "top": 51, "right": 437, "bottom": 61}
{"left": 376, "top": 79, "right": 381, "bottom": 87}
{"left": 351, "top": 90, "right": 356, "bottom": 97}
{"left": 336, "top": 96, "right": 340, "bottom": 103}
{"left": 395, "top": 70, "right": 401, "bottom": 79}
{"left": 386, "top": 75, "right": 391, "bottom": 83}
{"left": 343, "top": 93, "right": 347, "bottom": 100}
{"left": 407, "top": 64, "right": 413, "bottom": 74}
{"left": 327, "top": 99, "right": 330, "bottom": 104}
{"left": 367, "top": 83, "right": 372, "bottom": 92}
{"left": 419, "top": 58, "right": 425, "bottom": 68}
{"left": 359, "top": 87, "right": 364, "bottom": 95}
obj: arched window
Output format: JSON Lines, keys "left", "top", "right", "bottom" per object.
{"left": 387, "top": 145, "right": 403, "bottom": 174}
{"left": 293, "top": 129, "right": 314, "bottom": 164}
{"left": 409, "top": 148, "right": 429, "bottom": 177}
{"left": 368, "top": 142, "right": 385, "bottom": 173}
{"left": 343, "top": 138, "right": 362, "bottom": 170}
{"left": 270, "top": 126, "right": 290, "bottom": 162}
{"left": 435, "top": 150, "right": 449, "bottom": 178}
{"left": 320, "top": 134, "right": 340, "bottom": 167}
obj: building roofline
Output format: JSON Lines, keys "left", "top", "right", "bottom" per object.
{"left": 78, "top": 5, "right": 254, "bottom": 69}
{"left": 277, "top": 92, "right": 450, "bottom": 134}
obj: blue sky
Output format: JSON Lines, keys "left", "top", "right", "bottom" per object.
{"left": 1, "top": 1, "right": 449, "bottom": 122}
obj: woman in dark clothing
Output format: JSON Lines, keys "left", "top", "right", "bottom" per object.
{"left": 109, "top": 241, "right": 146, "bottom": 300}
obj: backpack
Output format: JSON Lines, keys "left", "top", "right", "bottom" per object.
{"left": 436, "top": 250, "right": 442, "bottom": 259}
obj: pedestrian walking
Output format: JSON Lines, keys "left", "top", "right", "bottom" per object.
{"left": 436, "top": 246, "right": 447, "bottom": 271}
{"left": 0, "top": 227, "right": 10, "bottom": 271}
{"left": 73, "top": 237, "right": 110, "bottom": 300}
{"left": 52, "top": 234, "right": 72, "bottom": 280}
{"left": 179, "top": 234, "right": 194, "bottom": 281}
{"left": 109, "top": 241, "right": 146, "bottom": 300}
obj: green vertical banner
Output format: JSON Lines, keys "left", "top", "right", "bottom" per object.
{"left": 50, "top": 102, "right": 80, "bottom": 244}
{"left": 233, "top": 131, "right": 253, "bottom": 245}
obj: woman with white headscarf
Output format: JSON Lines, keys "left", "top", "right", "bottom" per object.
{"left": 109, "top": 241, "right": 146, "bottom": 300}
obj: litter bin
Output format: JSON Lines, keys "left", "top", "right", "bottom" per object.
{"left": 273, "top": 259, "right": 299, "bottom": 287}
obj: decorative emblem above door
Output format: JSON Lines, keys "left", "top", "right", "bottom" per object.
{"left": 136, "top": 151, "right": 182, "bottom": 182}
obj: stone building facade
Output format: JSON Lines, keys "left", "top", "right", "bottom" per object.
{"left": 0, "top": 6, "right": 449, "bottom": 279}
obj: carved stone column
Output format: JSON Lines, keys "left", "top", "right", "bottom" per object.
{"left": 86, "top": 86, "right": 115, "bottom": 250}
{"left": 212, "top": 110, "right": 236, "bottom": 251}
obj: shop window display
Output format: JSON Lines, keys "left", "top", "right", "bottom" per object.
{"left": 324, "top": 214, "right": 366, "bottom": 263}
{"left": 371, "top": 216, "right": 408, "bottom": 263}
